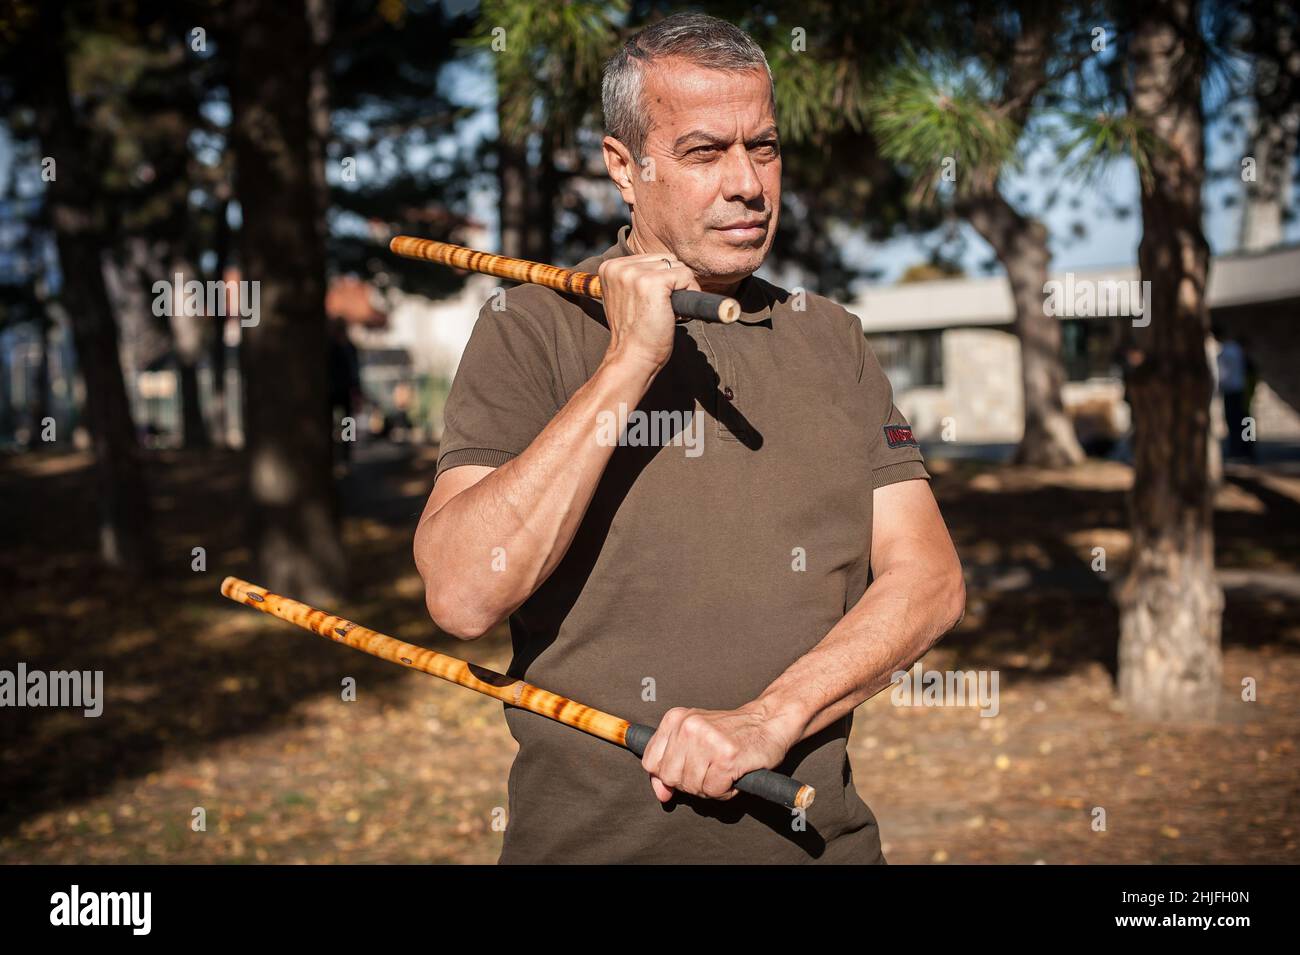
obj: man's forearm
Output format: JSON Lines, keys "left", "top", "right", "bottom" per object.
{"left": 749, "top": 558, "right": 964, "bottom": 744}
{"left": 415, "top": 353, "right": 657, "bottom": 636}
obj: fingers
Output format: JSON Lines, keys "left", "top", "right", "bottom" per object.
{"left": 641, "top": 708, "right": 684, "bottom": 802}
{"left": 598, "top": 252, "right": 676, "bottom": 282}
{"left": 633, "top": 267, "right": 694, "bottom": 299}
{"left": 597, "top": 253, "right": 696, "bottom": 370}
{"left": 599, "top": 254, "right": 699, "bottom": 292}
{"left": 640, "top": 706, "right": 682, "bottom": 786}
{"left": 641, "top": 708, "right": 743, "bottom": 802}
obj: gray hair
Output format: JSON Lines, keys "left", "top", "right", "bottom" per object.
{"left": 601, "top": 13, "right": 774, "bottom": 159}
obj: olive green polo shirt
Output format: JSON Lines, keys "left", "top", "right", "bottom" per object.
{"left": 436, "top": 225, "right": 928, "bottom": 863}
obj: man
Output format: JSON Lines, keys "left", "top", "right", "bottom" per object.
{"left": 414, "top": 12, "right": 964, "bottom": 864}
{"left": 1215, "top": 333, "right": 1254, "bottom": 461}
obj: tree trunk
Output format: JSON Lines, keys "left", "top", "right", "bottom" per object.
{"left": 963, "top": 193, "right": 1085, "bottom": 467}
{"left": 28, "top": 217, "right": 54, "bottom": 449}
{"left": 26, "top": 312, "right": 51, "bottom": 450}
{"left": 166, "top": 255, "right": 210, "bottom": 449}
{"left": 1115, "top": 0, "right": 1222, "bottom": 722}
{"left": 1238, "top": 0, "right": 1300, "bottom": 252}
{"left": 1238, "top": 109, "right": 1296, "bottom": 251}
{"left": 526, "top": 126, "right": 558, "bottom": 262}
{"left": 230, "top": 0, "right": 344, "bottom": 603}
{"left": 206, "top": 198, "right": 233, "bottom": 446}
{"left": 33, "top": 6, "right": 155, "bottom": 573}
{"left": 497, "top": 97, "right": 529, "bottom": 258}
{"left": 0, "top": 340, "right": 11, "bottom": 444}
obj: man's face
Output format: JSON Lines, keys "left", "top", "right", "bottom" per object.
{"left": 604, "top": 57, "right": 781, "bottom": 291}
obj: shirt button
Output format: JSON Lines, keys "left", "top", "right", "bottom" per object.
{"left": 723, "top": 386, "right": 734, "bottom": 400}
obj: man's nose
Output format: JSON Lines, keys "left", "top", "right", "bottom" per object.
{"left": 720, "top": 147, "right": 764, "bottom": 205}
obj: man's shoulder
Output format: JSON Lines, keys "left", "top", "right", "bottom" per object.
{"left": 574, "top": 248, "right": 609, "bottom": 276}
{"left": 480, "top": 279, "right": 602, "bottom": 337}
{"left": 755, "top": 275, "right": 863, "bottom": 335}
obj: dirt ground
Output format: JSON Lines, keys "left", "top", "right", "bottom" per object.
{"left": 1, "top": 445, "right": 1297, "bottom": 864}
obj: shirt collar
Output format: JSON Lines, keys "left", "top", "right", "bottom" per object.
{"left": 605, "top": 224, "right": 771, "bottom": 324}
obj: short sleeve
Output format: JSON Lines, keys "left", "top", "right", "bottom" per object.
{"left": 847, "top": 317, "right": 930, "bottom": 489}
{"left": 435, "top": 302, "right": 562, "bottom": 482}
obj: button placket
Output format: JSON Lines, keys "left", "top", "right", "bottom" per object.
{"left": 693, "top": 322, "right": 747, "bottom": 442}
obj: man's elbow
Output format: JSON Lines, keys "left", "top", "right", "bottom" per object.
{"left": 424, "top": 588, "right": 497, "bottom": 641}
{"left": 414, "top": 526, "right": 493, "bottom": 640}
{"left": 941, "top": 562, "right": 966, "bottom": 634}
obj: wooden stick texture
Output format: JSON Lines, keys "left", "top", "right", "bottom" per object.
{"left": 219, "top": 576, "right": 814, "bottom": 810}
{"left": 390, "top": 235, "right": 602, "bottom": 299}
{"left": 389, "top": 234, "right": 742, "bottom": 323}
{"left": 220, "top": 576, "right": 630, "bottom": 746}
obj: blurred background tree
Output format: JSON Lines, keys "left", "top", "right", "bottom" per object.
{"left": 227, "top": 0, "right": 345, "bottom": 603}
{"left": 1058, "top": 0, "right": 1273, "bottom": 719}
{"left": 0, "top": 0, "right": 1296, "bottom": 728}
{"left": 768, "top": 0, "right": 1093, "bottom": 466}
{"left": 2, "top": 0, "right": 158, "bottom": 573}
{"left": 469, "top": 0, "right": 628, "bottom": 262}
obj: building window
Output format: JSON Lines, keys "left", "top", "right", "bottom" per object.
{"left": 1061, "top": 318, "right": 1121, "bottom": 381}
{"left": 866, "top": 330, "right": 944, "bottom": 391}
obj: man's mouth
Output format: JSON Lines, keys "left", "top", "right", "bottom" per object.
{"left": 712, "top": 221, "right": 768, "bottom": 239}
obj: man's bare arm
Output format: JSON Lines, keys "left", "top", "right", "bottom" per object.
{"left": 638, "top": 478, "right": 964, "bottom": 803}
{"left": 413, "top": 253, "right": 702, "bottom": 639}
{"left": 414, "top": 355, "right": 654, "bottom": 638}
{"left": 751, "top": 478, "right": 965, "bottom": 742}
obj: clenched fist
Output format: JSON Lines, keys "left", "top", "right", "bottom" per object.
{"left": 598, "top": 253, "right": 702, "bottom": 374}
{"left": 639, "top": 703, "right": 799, "bottom": 804}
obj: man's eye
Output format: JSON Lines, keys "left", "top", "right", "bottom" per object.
{"left": 753, "top": 142, "right": 779, "bottom": 156}
{"left": 691, "top": 146, "right": 720, "bottom": 157}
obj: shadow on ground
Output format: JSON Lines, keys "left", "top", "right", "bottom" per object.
{"left": 2, "top": 446, "right": 1298, "bottom": 862}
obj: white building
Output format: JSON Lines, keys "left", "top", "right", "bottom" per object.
{"left": 844, "top": 244, "right": 1300, "bottom": 447}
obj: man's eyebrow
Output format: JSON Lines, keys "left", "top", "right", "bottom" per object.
{"left": 672, "top": 130, "right": 729, "bottom": 151}
{"left": 672, "top": 126, "right": 781, "bottom": 151}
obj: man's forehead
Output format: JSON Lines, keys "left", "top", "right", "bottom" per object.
{"left": 641, "top": 57, "right": 775, "bottom": 133}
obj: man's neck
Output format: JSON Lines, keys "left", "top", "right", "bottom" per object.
{"left": 627, "top": 225, "right": 744, "bottom": 297}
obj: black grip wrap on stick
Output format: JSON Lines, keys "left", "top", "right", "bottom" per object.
{"left": 623, "top": 722, "right": 815, "bottom": 811}
{"left": 670, "top": 289, "right": 741, "bottom": 324}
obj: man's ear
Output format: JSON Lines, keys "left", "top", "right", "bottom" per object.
{"left": 602, "top": 135, "right": 638, "bottom": 205}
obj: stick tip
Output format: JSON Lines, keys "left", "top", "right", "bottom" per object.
{"left": 795, "top": 785, "right": 816, "bottom": 810}
{"left": 220, "top": 576, "right": 257, "bottom": 602}
{"left": 718, "top": 297, "right": 742, "bottom": 324}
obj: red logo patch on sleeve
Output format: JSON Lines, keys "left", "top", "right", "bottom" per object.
{"left": 883, "top": 425, "right": 918, "bottom": 449}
